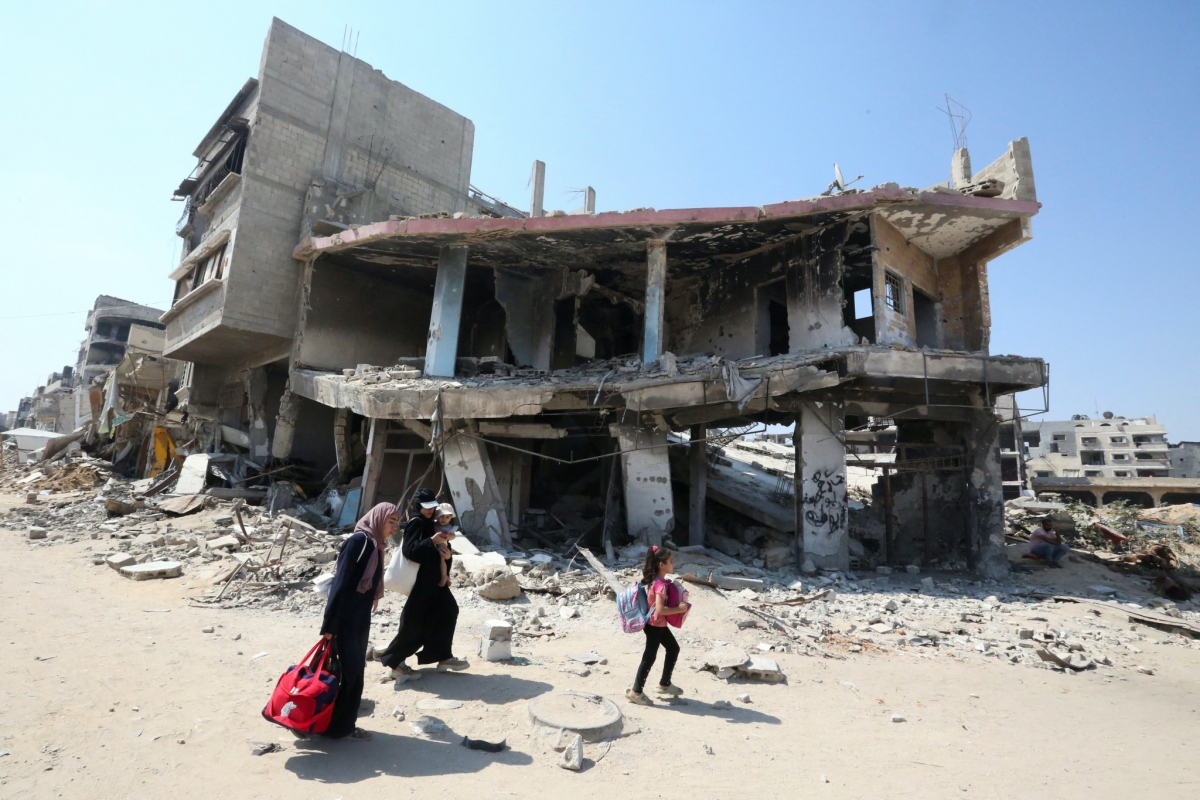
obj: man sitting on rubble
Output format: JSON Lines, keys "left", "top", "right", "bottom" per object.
{"left": 1028, "top": 518, "right": 1069, "bottom": 568}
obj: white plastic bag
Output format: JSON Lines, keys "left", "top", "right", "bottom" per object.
{"left": 312, "top": 572, "right": 335, "bottom": 598}
{"left": 384, "top": 543, "right": 419, "bottom": 597}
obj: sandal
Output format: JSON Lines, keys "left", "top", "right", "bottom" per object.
{"left": 348, "top": 728, "right": 373, "bottom": 741}
{"left": 437, "top": 658, "right": 470, "bottom": 672}
{"left": 626, "top": 689, "right": 654, "bottom": 706}
{"left": 654, "top": 684, "right": 683, "bottom": 696}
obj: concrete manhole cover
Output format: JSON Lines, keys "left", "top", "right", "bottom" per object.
{"left": 527, "top": 691, "right": 623, "bottom": 741}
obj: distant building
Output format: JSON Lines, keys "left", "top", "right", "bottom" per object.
{"left": 1024, "top": 413, "right": 1171, "bottom": 480}
{"left": 1025, "top": 413, "right": 1200, "bottom": 507}
{"left": 1170, "top": 441, "right": 1200, "bottom": 479}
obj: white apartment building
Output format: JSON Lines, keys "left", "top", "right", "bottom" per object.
{"left": 1023, "top": 413, "right": 1171, "bottom": 480}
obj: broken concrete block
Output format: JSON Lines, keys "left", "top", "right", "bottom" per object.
{"left": 106, "top": 552, "right": 136, "bottom": 570}
{"left": 702, "top": 647, "right": 751, "bottom": 672}
{"left": 120, "top": 561, "right": 183, "bottom": 581}
{"left": 476, "top": 566, "right": 522, "bottom": 601}
{"left": 134, "top": 533, "right": 165, "bottom": 548}
{"left": 560, "top": 606, "right": 579, "bottom": 619}
{"left": 905, "top": 564, "right": 920, "bottom": 574}
{"left": 735, "top": 656, "right": 784, "bottom": 682}
{"left": 481, "top": 619, "right": 513, "bottom": 641}
{"left": 875, "top": 566, "right": 893, "bottom": 576}
{"left": 714, "top": 575, "right": 764, "bottom": 592}
{"left": 480, "top": 637, "right": 512, "bottom": 662}
{"left": 28, "top": 527, "right": 47, "bottom": 540}
{"left": 891, "top": 713, "right": 907, "bottom": 723}
{"left": 557, "top": 733, "right": 583, "bottom": 771}
{"left": 206, "top": 535, "right": 240, "bottom": 551}
{"left": 920, "top": 577, "right": 935, "bottom": 590}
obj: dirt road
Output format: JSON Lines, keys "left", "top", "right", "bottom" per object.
{"left": 3, "top": 505, "right": 1199, "bottom": 799}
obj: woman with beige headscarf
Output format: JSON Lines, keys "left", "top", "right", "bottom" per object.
{"left": 316, "top": 502, "right": 398, "bottom": 741}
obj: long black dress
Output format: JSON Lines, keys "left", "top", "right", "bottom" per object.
{"left": 319, "top": 530, "right": 381, "bottom": 738}
{"left": 378, "top": 514, "right": 460, "bottom": 668}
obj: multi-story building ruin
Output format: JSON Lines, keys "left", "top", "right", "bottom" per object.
{"left": 152, "top": 19, "right": 1055, "bottom": 578}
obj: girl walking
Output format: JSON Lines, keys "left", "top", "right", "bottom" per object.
{"left": 627, "top": 545, "right": 691, "bottom": 706}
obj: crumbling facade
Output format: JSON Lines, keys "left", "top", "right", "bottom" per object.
{"left": 160, "top": 18, "right": 476, "bottom": 475}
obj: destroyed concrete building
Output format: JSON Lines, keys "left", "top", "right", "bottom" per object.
{"left": 89, "top": 18, "right": 1055, "bottom": 578}
{"left": 283, "top": 137, "right": 1047, "bottom": 579}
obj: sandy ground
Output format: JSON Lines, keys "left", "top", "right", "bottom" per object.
{"left": 3, "top": 493, "right": 1200, "bottom": 799}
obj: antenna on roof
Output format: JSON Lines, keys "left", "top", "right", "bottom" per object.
{"left": 939, "top": 94, "right": 971, "bottom": 151}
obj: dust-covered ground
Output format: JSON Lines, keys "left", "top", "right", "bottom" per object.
{"left": 3, "top": 489, "right": 1200, "bottom": 800}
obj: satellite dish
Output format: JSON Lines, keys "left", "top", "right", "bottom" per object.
{"left": 834, "top": 163, "right": 846, "bottom": 192}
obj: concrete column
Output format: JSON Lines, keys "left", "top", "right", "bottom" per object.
{"left": 425, "top": 246, "right": 469, "bottom": 378}
{"left": 359, "top": 418, "right": 386, "bottom": 516}
{"left": 796, "top": 402, "right": 849, "bottom": 571}
{"left": 643, "top": 240, "right": 667, "bottom": 365}
{"left": 441, "top": 431, "right": 512, "bottom": 547}
{"left": 1149, "top": 490, "right": 1165, "bottom": 508}
{"left": 688, "top": 423, "right": 707, "bottom": 547}
{"left": 951, "top": 146, "right": 972, "bottom": 189}
{"left": 270, "top": 388, "right": 299, "bottom": 460}
{"left": 530, "top": 160, "right": 546, "bottom": 218}
{"left": 610, "top": 423, "right": 675, "bottom": 545}
{"left": 966, "top": 407, "right": 1008, "bottom": 579}
{"left": 245, "top": 368, "right": 270, "bottom": 461}
{"left": 333, "top": 407, "right": 352, "bottom": 477}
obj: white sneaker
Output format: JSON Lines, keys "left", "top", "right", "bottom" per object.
{"left": 388, "top": 666, "right": 421, "bottom": 682}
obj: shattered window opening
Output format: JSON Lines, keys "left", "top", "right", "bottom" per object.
{"left": 884, "top": 271, "right": 904, "bottom": 314}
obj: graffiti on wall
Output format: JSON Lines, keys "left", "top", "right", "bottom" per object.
{"left": 803, "top": 467, "right": 846, "bottom": 537}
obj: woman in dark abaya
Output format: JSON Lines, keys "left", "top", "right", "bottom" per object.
{"left": 316, "top": 502, "right": 398, "bottom": 741}
{"left": 377, "top": 488, "right": 469, "bottom": 678}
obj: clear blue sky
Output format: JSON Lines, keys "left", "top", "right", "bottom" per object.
{"left": 2, "top": 2, "right": 1197, "bottom": 437}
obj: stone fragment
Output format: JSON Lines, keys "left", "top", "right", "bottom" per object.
{"left": 714, "top": 575, "right": 764, "bottom": 592}
{"left": 884, "top": 600, "right": 899, "bottom": 612}
{"left": 1019, "top": 629, "right": 1034, "bottom": 639}
{"left": 560, "top": 606, "right": 579, "bottom": 619}
{"left": 119, "top": 561, "right": 183, "bottom": 581}
{"left": 476, "top": 566, "right": 522, "bottom": 601}
{"left": 28, "top": 527, "right": 47, "bottom": 540}
{"left": 558, "top": 733, "right": 583, "bottom": 771}
{"left": 711, "top": 700, "right": 732, "bottom": 709}
{"left": 567, "top": 652, "right": 606, "bottom": 665}
{"left": 736, "top": 694, "right": 751, "bottom": 703}
{"left": 876, "top": 566, "right": 893, "bottom": 575}
{"left": 106, "top": 552, "right": 136, "bottom": 570}
{"left": 920, "top": 577, "right": 934, "bottom": 590}
{"left": 206, "top": 535, "right": 240, "bottom": 551}
{"left": 736, "top": 656, "right": 784, "bottom": 682}
{"left": 481, "top": 619, "right": 513, "bottom": 641}
{"left": 201, "top": 626, "right": 214, "bottom": 634}
{"left": 480, "top": 637, "right": 512, "bottom": 662}
{"left": 892, "top": 714, "right": 907, "bottom": 723}
{"left": 702, "top": 647, "right": 750, "bottom": 672}
{"left": 1137, "top": 665, "right": 1155, "bottom": 675}
{"left": 905, "top": 565, "right": 920, "bottom": 574}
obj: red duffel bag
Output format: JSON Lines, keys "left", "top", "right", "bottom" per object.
{"left": 262, "top": 638, "right": 340, "bottom": 735}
